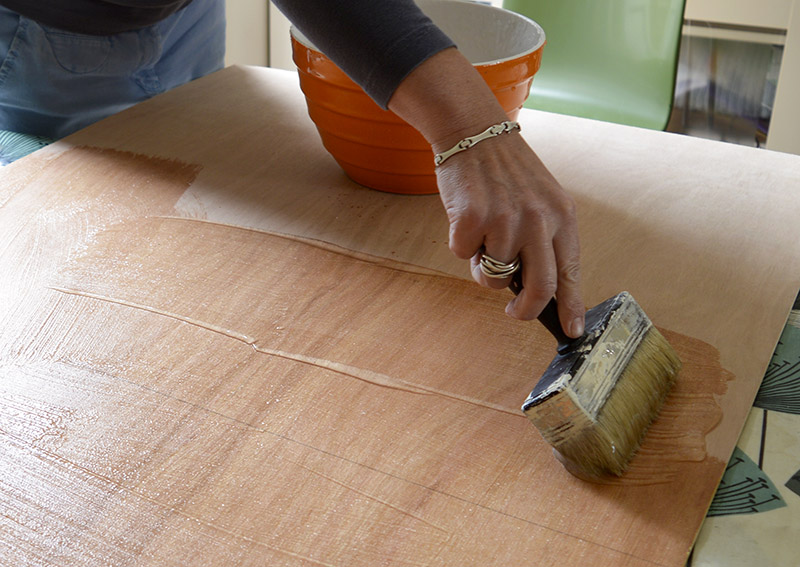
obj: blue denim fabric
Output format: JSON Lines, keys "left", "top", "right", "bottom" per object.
{"left": 0, "top": 0, "right": 225, "bottom": 139}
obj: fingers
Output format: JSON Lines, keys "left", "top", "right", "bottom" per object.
{"left": 469, "top": 248, "right": 521, "bottom": 290}
{"left": 447, "top": 188, "right": 519, "bottom": 291}
{"left": 552, "top": 225, "right": 585, "bottom": 337}
{"left": 505, "top": 236, "right": 557, "bottom": 320}
{"left": 468, "top": 238, "right": 583, "bottom": 338}
{"left": 504, "top": 206, "right": 585, "bottom": 337}
{"left": 457, "top": 209, "right": 584, "bottom": 337}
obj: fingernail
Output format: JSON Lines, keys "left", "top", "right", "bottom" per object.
{"left": 505, "top": 299, "right": 518, "bottom": 318}
{"left": 570, "top": 317, "right": 585, "bottom": 338}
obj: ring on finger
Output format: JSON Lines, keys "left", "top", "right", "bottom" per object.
{"left": 479, "top": 252, "right": 521, "bottom": 279}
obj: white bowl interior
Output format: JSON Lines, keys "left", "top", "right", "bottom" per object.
{"left": 416, "top": 0, "right": 545, "bottom": 64}
{"left": 292, "top": 0, "right": 545, "bottom": 66}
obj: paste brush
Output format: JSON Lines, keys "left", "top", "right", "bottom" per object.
{"left": 511, "top": 277, "right": 682, "bottom": 478}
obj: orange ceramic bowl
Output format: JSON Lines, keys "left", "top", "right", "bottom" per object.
{"left": 291, "top": 0, "right": 545, "bottom": 195}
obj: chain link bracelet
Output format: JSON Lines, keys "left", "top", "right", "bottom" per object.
{"left": 433, "top": 120, "right": 521, "bottom": 166}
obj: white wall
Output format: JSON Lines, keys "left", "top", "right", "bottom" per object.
{"left": 685, "top": 0, "right": 792, "bottom": 29}
{"left": 268, "top": 3, "right": 294, "bottom": 70}
{"left": 225, "top": 0, "right": 268, "bottom": 67}
{"left": 767, "top": 0, "right": 800, "bottom": 154}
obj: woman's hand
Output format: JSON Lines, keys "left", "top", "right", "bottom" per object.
{"left": 388, "top": 48, "right": 585, "bottom": 337}
{"left": 435, "top": 132, "right": 584, "bottom": 336}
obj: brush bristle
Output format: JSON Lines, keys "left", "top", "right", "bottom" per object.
{"left": 554, "top": 326, "right": 682, "bottom": 477}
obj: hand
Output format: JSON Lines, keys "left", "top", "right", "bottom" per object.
{"left": 435, "top": 131, "right": 585, "bottom": 337}
{"left": 387, "top": 47, "right": 585, "bottom": 337}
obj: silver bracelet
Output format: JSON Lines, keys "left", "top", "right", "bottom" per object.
{"left": 433, "top": 120, "right": 521, "bottom": 166}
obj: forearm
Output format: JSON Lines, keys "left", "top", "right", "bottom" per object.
{"left": 387, "top": 47, "right": 511, "bottom": 153}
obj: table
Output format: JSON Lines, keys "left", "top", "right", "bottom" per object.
{"left": 2, "top": 66, "right": 800, "bottom": 566}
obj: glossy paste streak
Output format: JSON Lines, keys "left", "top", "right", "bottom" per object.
{"left": 48, "top": 286, "right": 522, "bottom": 417}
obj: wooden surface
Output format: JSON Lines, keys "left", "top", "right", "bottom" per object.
{"left": 3, "top": 66, "right": 800, "bottom": 566}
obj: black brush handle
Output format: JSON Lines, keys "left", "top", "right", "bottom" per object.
{"left": 510, "top": 272, "right": 573, "bottom": 352}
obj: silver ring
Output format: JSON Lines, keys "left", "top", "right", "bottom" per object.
{"left": 479, "top": 252, "right": 521, "bottom": 279}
